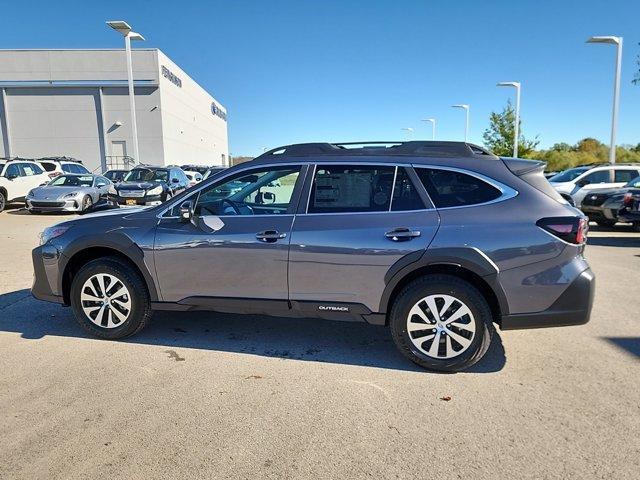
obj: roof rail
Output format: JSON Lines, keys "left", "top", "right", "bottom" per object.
{"left": 257, "top": 141, "right": 497, "bottom": 159}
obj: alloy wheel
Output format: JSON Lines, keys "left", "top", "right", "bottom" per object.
{"left": 80, "top": 273, "right": 132, "bottom": 328}
{"left": 406, "top": 294, "right": 476, "bottom": 359}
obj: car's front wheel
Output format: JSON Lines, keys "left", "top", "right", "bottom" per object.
{"left": 81, "top": 195, "right": 93, "bottom": 212}
{"left": 70, "top": 257, "right": 152, "bottom": 339}
{"left": 390, "top": 274, "right": 494, "bottom": 372}
{"left": 0, "top": 191, "right": 6, "bottom": 213}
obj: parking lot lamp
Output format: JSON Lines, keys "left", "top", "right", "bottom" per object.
{"left": 107, "top": 20, "right": 145, "bottom": 165}
{"left": 401, "top": 127, "right": 414, "bottom": 139}
{"left": 497, "top": 82, "right": 521, "bottom": 157}
{"left": 421, "top": 118, "right": 436, "bottom": 140}
{"left": 587, "top": 35, "right": 623, "bottom": 164}
{"left": 451, "top": 104, "right": 469, "bottom": 142}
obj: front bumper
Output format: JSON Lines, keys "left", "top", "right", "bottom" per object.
{"left": 31, "top": 244, "right": 65, "bottom": 304}
{"left": 26, "top": 198, "right": 84, "bottom": 212}
{"left": 114, "top": 194, "right": 162, "bottom": 206}
{"left": 501, "top": 268, "right": 595, "bottom": 330}
{"left": 617, "top": 207, "right": 640, "bottom": 224}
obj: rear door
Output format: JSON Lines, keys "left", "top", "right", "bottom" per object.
{"left": 288, "top": 163, "right": 440, "bottom": 313}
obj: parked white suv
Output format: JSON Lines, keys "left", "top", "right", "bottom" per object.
{"left": 0, "top": 160, "right": 51, "bottom": 212}
{"left": 37, "top": 159, "right": 90, "bottom": 179}
{"left": 549, "top": 164, "right": 640, "bottom": 207}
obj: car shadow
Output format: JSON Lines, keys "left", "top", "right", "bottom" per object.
{"left": 0, "top": 289, "right": 506, "bottom": 374}
{"left": 602, "top": 337, "right": 640, "bottom": 359}
{"left": 587, "top": 236, "right": 640, "bottom": 248}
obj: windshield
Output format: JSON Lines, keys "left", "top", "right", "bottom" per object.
{"left": 48, "top": 175, "right": 94, "bottom": 187}
{"left": 124, "top": 168, "right": 169, "bottom": 183}
{"left": 549, "top": 167, "right": 590, "bottom": 183}
{"left": 625, "top": 176, "right": 640, "bottom": 188}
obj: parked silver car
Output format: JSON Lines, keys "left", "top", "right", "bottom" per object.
{"left": 26, "top": 174, "right": 113, "bottom": 213}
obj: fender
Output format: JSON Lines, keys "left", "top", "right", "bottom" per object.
{"left": 58, "top": 231, "right": 160, "bottom": 302}
{"left": 379, "top": 246, "right": 510, "bottom": 315}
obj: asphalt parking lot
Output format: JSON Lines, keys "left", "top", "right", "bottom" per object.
{"left": 0, "top": 207, "right": 638, "bottom": 480}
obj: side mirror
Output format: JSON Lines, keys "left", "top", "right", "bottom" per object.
{"left": 6, "top": 174, "right": 18, "bottom": 180}
{"left": 261, "top": 191, "right": 276, "bottom": 204}
{"left": 180, "top": 200, "right": 194, "bottom": 223}
{"left": 576, "top": 179, "right": 588, "bottom": 188}
{"left": 172, "top": 177, "right": 180, "bottom": 184}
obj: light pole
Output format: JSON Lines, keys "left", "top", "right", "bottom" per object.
{"left": 451, "top": 104, "right": 469, "bottom": 142}
{"left": 497, "top": 82, "right": 521, "bottom": 157}
{"left": 587, "top": 35, "right": 623, "bottom": 164}
{"left": 107, "top": 20, "right": 145, "bottom": 165}
{"left": 401, "top": 127, "right": 414, "bottom": 139}
{"left": 421, "top": 118, "right": 436, "bottom": 140}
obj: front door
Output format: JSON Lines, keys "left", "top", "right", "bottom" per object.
{"left": 153, "top": 164, "right": 306, "bottom": 304}
{"left": 288, "top": 164, "right": 440, "bottom": 313}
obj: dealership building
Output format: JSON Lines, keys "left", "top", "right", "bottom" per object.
{"left": 0, "top": 49, "right": 229, "bottom": 172}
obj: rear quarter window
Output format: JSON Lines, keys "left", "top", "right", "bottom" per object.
{"left": 416, "top": 168, "right": 502, "bottom": 208}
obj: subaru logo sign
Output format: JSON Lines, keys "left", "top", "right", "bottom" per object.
{"left": 211, "top": 102, "right": 227, "bottom": 122}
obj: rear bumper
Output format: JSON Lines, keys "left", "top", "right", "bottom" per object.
{"left": 501, "top": 268, "right": 595, "bottom": 330}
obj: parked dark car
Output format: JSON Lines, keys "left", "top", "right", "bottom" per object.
{"left": 104, "top": 169, "right": 129, "bottom": 184}
{"left": 111, "top": 166, "right": 188, "bottom": 206}
{"left": 581, "top": 176, "right": 640, "bottom": 228}
{"left": 31, "top": 141, "right": 594, "bottom": 372}
{"left": 618, "top": 189, "right": 640, "bottom": 231}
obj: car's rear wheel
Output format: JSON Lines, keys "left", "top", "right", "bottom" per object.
{"left": 0, "top": 191, "right": 6, "bottom": 213}
{"left": 390, "top": 274, "right": 494, "bottom": 372}
{"left": 70, "top": 257, "right": 152, "bottom": 339}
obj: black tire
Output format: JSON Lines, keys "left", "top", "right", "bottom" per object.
{"left": 70, "top": 257, "right": 152, "bottom": 339}
{"left": 390, "top": 274, "right": 494, "bottom": 372}
{"left": 596, "top": 219, "right": 616, "bottom": 228}
{"left": 632, "top": 222, "right": 640, "bottom": 232}
{"left": 0, "top": 191, "right": 6, "bottom": 213}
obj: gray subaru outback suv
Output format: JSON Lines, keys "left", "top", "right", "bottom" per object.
{"left": 32, "top": 142, "right": 595, "bottom": 372}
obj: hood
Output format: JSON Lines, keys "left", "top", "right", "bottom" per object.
{"left": 116, "top": 181, "right": 163, "bottom": 190}
{"left": 30, "top": 185, "right": 89, "bottom": 199}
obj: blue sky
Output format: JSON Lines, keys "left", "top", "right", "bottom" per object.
{"left": 2, "top": 0, "right": 639, "bottom": 156}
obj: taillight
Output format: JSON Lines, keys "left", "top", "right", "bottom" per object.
{"left": 536, "top": 217, "right": 588, "bottom": 244}
{"left": 623, "top": 192, "right": 634, "bottom": 207}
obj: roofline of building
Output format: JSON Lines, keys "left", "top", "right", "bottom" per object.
{"left": 0, "top": 48, "right": 160, "bottom": 52}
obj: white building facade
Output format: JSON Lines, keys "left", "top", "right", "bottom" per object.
{"left": 0, "top": 49, "right": 229, "bottom": 172}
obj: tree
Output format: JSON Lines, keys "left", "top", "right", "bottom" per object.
{"left": 482, "top": 100, "right": 539, "bottom": 157}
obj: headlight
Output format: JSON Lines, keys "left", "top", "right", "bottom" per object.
{"left": 39, "top": 226, "right": 70, "bottom": 245}
{"left": 63, "top": 192, "right": 79, "bottom": 198}
{"left": 147, "top": 186, "right": 163, "bottom": 195}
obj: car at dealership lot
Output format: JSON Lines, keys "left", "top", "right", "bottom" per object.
{"left": 31, "top": 141, "right": 594, "bottom": 372}
{"left": 618, "top": 190, "right": 640, "bottom": 231}
{"left": 37, "top": 157, "right": 91, "bottom": 179}
{"left": 0, "top": 159, "right": 51, "bottom": 212}
{"left": 184, "top": 170, "right": 203, "bottom": 188}
{"left": 103, "top": 169, "right": 129, "bottom": 184}
{"left": 549, "top": 164, "right": 640, "bottom": 207}
{"left": 180, "top": 164, "right": 209, "bottom": 176}
{"left": 580, "top": 176, "right": 640, "bottom": 228}
{"left": 26, "top": 174, "right": 113, "bottom": 214}
{"left": 111, "top": 166, "right": 189, "bottom": 206}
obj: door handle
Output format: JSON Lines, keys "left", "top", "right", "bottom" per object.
{"left": 385, "top": 228, "right": 421, "bottom": 241}
{"left": 256, "top": 230, "right": 287, "bottom": 242}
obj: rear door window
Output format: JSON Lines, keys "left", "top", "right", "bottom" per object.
{"left": 308, "top": 165, "right": 395, "bottom": 213}
{"left": 614, "top": 169, "right": 640, "bottom": 183}
{"left": 391, "top": 167, "right": 426, "bottom": 211}
{"left": 415, "top": 168, "right": 502, "bottom": 208}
